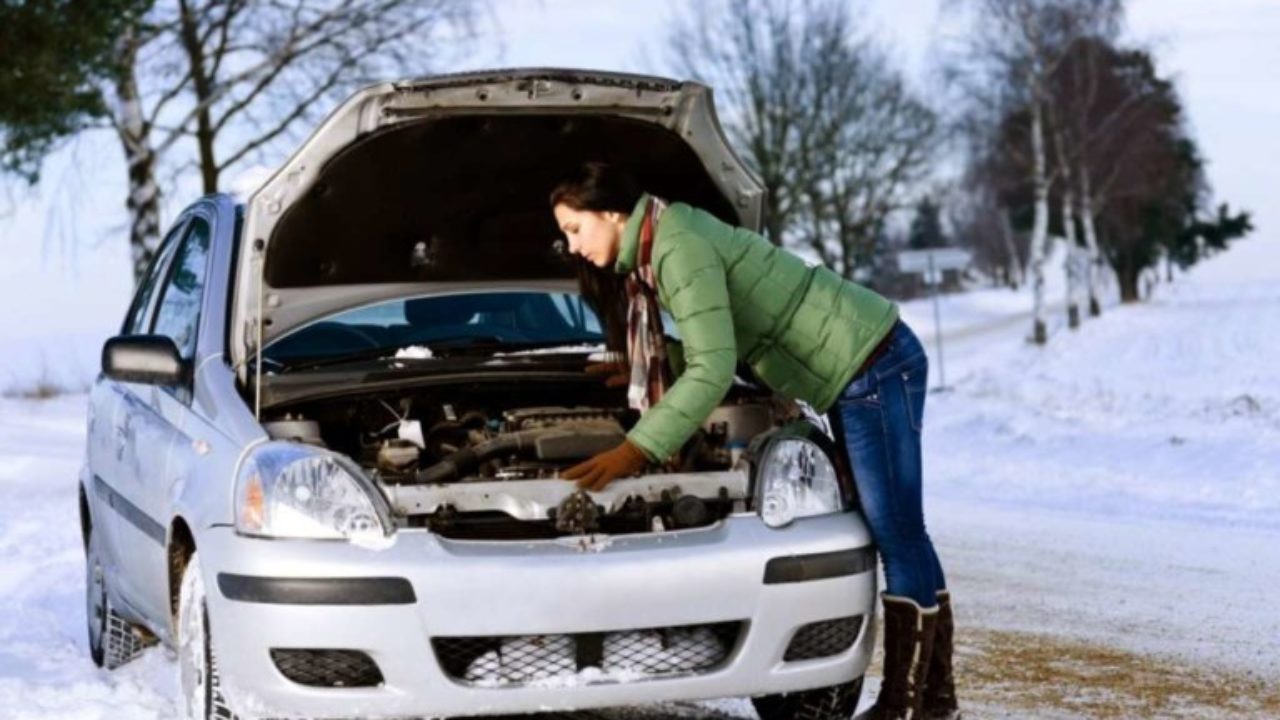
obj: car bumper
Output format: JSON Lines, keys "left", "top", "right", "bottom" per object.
{"left": 201, "top": 512, "right": 877, "bottom": 719}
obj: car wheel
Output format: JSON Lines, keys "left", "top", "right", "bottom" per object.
{"left": 177, "top": 553, "right": 238, "bottom": 720}
{"left": 85, "top": 527, "right": 152, "bottom": 669}
{"left": 752, "top": 676, "right": 864, "bottom": 720}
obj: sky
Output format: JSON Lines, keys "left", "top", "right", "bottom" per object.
{"left": 0, "top": 0, "right": 1276, "bottom": 389}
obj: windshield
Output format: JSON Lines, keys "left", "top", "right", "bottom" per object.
{"left": 263, "top": 291, "right": 606, "bottom": 366}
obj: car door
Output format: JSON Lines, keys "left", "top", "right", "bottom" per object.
{"left": 91, "top": 221, "right": 185, "bottom": 590}
{"left": 112, "top": 213, "right": 213, "bottom": 622}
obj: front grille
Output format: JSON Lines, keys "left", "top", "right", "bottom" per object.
{"left": 270, "top": 649, "right": 384, "bottom": 688}
{"left": 433, "top": 622, "right": 742, "bottom": 687}
{"left": 784, "top": 615, "right": 863, "bottom": 661}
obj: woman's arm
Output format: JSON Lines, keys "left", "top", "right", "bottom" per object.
{"left": 626, "top": 224, "right": 737, "bottom": 462}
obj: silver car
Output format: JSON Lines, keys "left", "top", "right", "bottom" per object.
{"left": 80, "top": 69, "right": 877, "bottom": 720}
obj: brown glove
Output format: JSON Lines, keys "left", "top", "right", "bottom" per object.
{"left": 561, "top": 439, "right": 650, "bottom": 492}
{"left": 585, "top": 360, "right": 631, "bottom": 389}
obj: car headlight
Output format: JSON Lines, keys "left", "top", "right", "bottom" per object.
{"left": 756, "top": 436, "right": 844, "bottom": 528}
{"left": 234, "top": 441, "right": 390, "bottom": 542}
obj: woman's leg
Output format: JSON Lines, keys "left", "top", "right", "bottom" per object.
{"left": 833, "top": 322, "right": 941, "bottom": 608}
{"left": 833, "top": 322, "right": 954, "bottom": 719}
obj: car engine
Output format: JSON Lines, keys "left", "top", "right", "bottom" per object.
{"left": 261, "top": 381, "right": 799, "bottom": 539}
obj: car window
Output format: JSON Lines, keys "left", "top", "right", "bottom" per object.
{"left": 264, "top": 291, "right": 607, "bottom": 364}
{"left": 122, "top": 221, "right": 186, "bottom": 335}
{"left": 550, "top": 293, "right": 604, "bottom": 335}
{"left": 150, "top": 217, "right": 212, "bottom": 361}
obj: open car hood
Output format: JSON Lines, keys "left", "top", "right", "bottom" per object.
{"left": 231, "top": 68, "right": 764, "bottom": 380}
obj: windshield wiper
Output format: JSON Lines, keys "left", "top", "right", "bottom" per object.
{"left": 267, "top": 335, "right": 508, "bottom": 372}
{"left": 269, "top": 336, "right": 603, "bottom": 372}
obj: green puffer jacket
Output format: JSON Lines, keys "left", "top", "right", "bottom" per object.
{"left": 616, "top": 193, "right": 899, "bottom": 462}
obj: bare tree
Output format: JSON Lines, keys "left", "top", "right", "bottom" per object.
{"left": 667, "top": 0, "right": 937, "bottom": 277}
{"left": 951, "top": 83, "right": 1028, "bottom": 289}
{"left": 794, "top": 24, "right": 938, "bottom": 279}
{"left": 1049, "top": 35, "right": 1159, "bottom": 317}
{"left": 949, "top": 170, "right": 1025, "bottom": 289}
{"left": 1051, "top": 37, "right": 1105, "bottom": 319}
{"left": 1049, "top": 106, "right": 1085, "bottom": 327}
{"left": 667, "top": 0, "right": 811, "bottom": 246}
{"left": 106, "top": 0, "right": 480, "bottom": 279}
{"left": 947, "top": 0, "right": 1122, "bottom": 343}
{"left": 112, "top": 22, "right": 165, "bottom": 278}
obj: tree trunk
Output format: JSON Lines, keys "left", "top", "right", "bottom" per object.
{"left": 1119, "top": 272, "right": 1139, "bottom": 302}
{"left": 1117, "top": 254, "right": 1140, "bottom": 303}
{"left": 113, "top": 27, "right": 162, "bottom": 283}
{"left": 1054, "top": 125, "right": 1080, "bottom": 331}
{"left": 1028, "top": 100, "right": 1051, "bottom": 344}
{"left": 1062, "top": 186, "right": 1080, "bottom": 329}
{"left": 178, "top": 0, "right": 220, "bottom": 194}
{"left": 1078, "top": 167, "right": 1103, "bottom": 317}
{"left": 999, "top": 207, "right": 1022, "bottom": 289}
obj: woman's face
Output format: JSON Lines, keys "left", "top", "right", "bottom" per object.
{"left": 554, "top": 204, "right": 626, "bottom": 268}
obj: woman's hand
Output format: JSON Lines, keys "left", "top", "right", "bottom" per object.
{"left": 561, "top": 439, "right": 649, "bottom": 491}
{"left": 585, "top": 359, "right": 631, "bottom": 388}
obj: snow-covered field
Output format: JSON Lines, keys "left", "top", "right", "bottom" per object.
{"left": 1, "top": 235, "right": 1277, "bottom": 719}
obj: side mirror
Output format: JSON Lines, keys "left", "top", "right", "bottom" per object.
{"left": 102, "top": 335, "right": 187, "bottom": 386}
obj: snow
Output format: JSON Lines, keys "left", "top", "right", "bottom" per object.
{"left": 468, "top": 635, "right": 576, "bottom": 686}
{"left": 176, "top": 554, "right": 206, "bottom": 720}
{"left": 0, "top": 236, "right": 1277, "bottom": 718}
{"left": 0, "top": 395, "right": 178, "bottom": 719}
{"left": 492, "top": 343, "right": 606, "bottom": 356}
{"left": 464, "top": 627, "right": 725, "bottom": 688}
{"left": 924, "top": 237, "right": 1280, "bottom": 531}
{"left": 394, "top": 345, "right": 434, "bottom": 359}
{"left": 914, "top": 235, "right": 1280, "bottom": 699}
{"left": 898, "top": 235, "right": 1108, "bottom": 346}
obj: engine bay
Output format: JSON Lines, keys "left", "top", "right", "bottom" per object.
{"left": 262, "top": 379, "right": 801, "bottom": 539}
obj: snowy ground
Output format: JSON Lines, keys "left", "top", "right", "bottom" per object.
{"left": 1, "top": 236, "right": 1278, "bottom": 719}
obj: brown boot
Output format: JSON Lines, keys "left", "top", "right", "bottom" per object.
{"left": 923, "top": 590, "right": 962, "bottom": 719}
{"left": 858, "top": 594, "right": 939, "bottom": 720}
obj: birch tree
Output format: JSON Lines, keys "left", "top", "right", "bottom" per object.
{"left": 1050, "top": 106, "right": 1083, "bottom": 327}
{"left": 1049, "top": 36, "right": 1167, "bottom": 316}
{"left": 985, "top": 41, "right": 1251, "bottom": 304}
{"left": 5, "top": 0, "right": 481, "bottom": 280}
{"left": 1051, "top": 38, "right": 1110, "bottom": 318}
{"left": 950, "top": 0, "right": 1122, "bottom": 343}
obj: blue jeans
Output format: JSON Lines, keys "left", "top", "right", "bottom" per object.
{"left": 829, "top": 320, "right": 945, "bottom": 608}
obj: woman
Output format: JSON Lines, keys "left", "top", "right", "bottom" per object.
{"left": 551, "top": 162, "right": 959, "bottom": 720}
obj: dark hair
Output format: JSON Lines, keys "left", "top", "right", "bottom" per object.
{"left": 549, "top": 161, "right": 643, "bottom": 214}
{"left": 551, "top": 162, "right": 642, "bottom": 353}
{"left": 572, "top": 255, "right": 628, "bottom": 353}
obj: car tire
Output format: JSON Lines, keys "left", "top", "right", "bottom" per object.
{"left": 85, "top": 526, "right": 152, "bottom": 669}
{"left": 177, "top": 553, "right": 238, "bottom": 720}
{"left": 751, "top": 676, "right": 864, "bottom": 720}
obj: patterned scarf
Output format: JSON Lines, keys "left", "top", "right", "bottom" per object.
{"left": 626, "top": 196, "right": 671, "bottom": 412}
